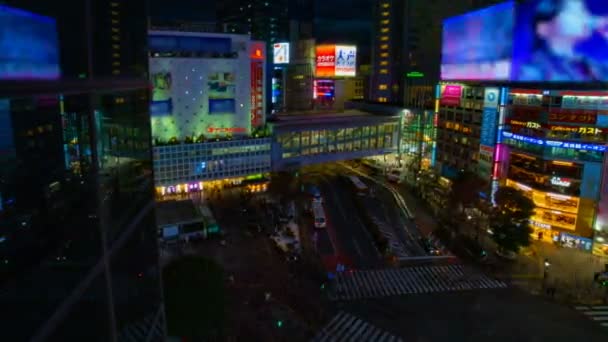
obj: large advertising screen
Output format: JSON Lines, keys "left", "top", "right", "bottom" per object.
{"left": 441, "top": 0, "right": 608, "bottom": 82}
{"left": 316, "top": 45, "right": 357, "bottom": 77}
{"left": 273, "top": 43, "right": 289, "bottom": 64}
{"left": 151, "top": 71, "right": 173, "bottom": 116}
{"left": 208, "top": 72, "right": 236, "bottom": 114}
{"left": 0, "top": 5, "right": 60, "bottom": 80}
{"left": 335, "top": 45, "right": 357, "bottom": 76}
{"left": 441, "top": 1, "right": 515, "bottom": 81}
{"left": 511, "top": 0, "right": 608, "bottom": 82}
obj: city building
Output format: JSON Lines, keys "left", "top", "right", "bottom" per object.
{"left": 434, "top": 83, "right": 488, "bottom": 178}
{"left": 148, "top": 30, "right": 271, "bottom": 199}
{"left": 370, "top": 0, "right": 503, "bottom": 104}
{"left": 0, "top": 3, "right": 164, "bottom": 341}
{"left": 499, "top": 89, "right": 608, "bottom": 253}
{"left": 435, "top": 1, "right": 608, "bottom": 257}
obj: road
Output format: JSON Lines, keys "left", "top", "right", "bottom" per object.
{"left": 300, "top": 165, "right": 383, "bottom": 271}
{"left": 318, "top": 175, "right": 383, "bottom": 269}
{"left": 338, "top": 162, "right": 426, "bottom": 256}
{"left": 339, "top": 286, "right": 608, "bottom": 341}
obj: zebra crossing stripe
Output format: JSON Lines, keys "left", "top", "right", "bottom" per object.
{"left": 312, "top": 312, "right": 404, "bottom": 342}
{"left": 332, "top": 265, "right": 507, "bottom": 301}
{"left": 574, "top": 306, "right": 608, "bottom": 329}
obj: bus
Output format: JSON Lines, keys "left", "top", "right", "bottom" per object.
{"left": 199, "top": 205, "right": 220, "bottom": 235}
{"left": 347, "top": 175, "right": 368, "bottom": 194}
{"left": 312, "top": 202, "right": 326, "bottom": 228}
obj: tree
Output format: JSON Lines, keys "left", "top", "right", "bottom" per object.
{"left": 448, "top": 170, "right": 487, "bottom": 214}
{"left": 163, "top": 256, "right": 226, "bottom": 340}
{"left": 489, "top": 186, "right": 535, "bottom": 253}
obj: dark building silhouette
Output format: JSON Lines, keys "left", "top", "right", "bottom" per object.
{"left": 0, "top": 1, "right": 164, "bottom": 341}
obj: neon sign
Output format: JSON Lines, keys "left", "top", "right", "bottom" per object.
{"left": 550, "top": 176, "right": 571, "bottom": 187}
{"left": 502, "top": 132, "right": 606, "bottom": 152}
{"left": 207, "top": 127, "right": 247, "bottom": 134}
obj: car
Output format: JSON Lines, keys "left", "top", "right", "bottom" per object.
{"left": 386, "top": 170, "right": 402, "bottom": 183}
{"left": 495, "top": 249, "right": 517, "bottom": 260}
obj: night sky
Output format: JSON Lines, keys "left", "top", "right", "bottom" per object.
{"left": 150, "top": 0, "right": 373, "bottom": 62}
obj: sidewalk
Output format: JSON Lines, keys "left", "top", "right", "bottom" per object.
{"left": 399, "top": 184, "right": 608, "bottom": 304}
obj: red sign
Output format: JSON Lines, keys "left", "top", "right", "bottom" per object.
{"left": 439, "top": 85, "right": 462, "bottom": 106}
{"left": 250, "top": 61, "right": 264, "bottom": 127}
{"left": 250, "top": 41, "right": 265, "bottom": 60}
{"left": 548, "top": 108, "right": 597, "bottom": 124}
{"left": 316, "top": 45, "right": 336, "bottom": 77}
{"left": 207, "top": 127, "right": 246, "bottom": 134}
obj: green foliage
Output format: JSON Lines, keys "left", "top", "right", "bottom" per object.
{"left": 163, "top": 256, "right": 226, "bottom": 339}
{"left": 449, "top": 170, "right": 486, "bottom": 212}
{"left": 489, "top": 186, "right": 535, "bottom": 253}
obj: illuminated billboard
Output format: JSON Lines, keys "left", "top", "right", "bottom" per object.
{"left": 149, "top": 58, "right": 251, "bottom": 141}
{"left": 335, "top": 45, "right": 356, "bottom": 76}
{"left": 316, "top": 45, "right": 336, "bottom": 77}
{"left": 441, "top": 0, "right": 608, "bottom": 82}
{"left": 511, "top": 0, "right": 608, "bottom": 82}
{"left": 273, "top": 43, "right": 289, "bottom": 64}
{"left": 0, "top": 5, "right": 60, "bottom": 80}
{"left": 440, "top": 1, "right": 515, "bottom": 81}
{"left": 316, "top": 45, "right": 357, "bottom": 77}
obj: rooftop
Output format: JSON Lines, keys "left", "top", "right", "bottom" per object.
{"left": 155, "top": 199, "right": 203, "bottom": 227}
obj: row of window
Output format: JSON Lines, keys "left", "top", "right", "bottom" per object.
{"left": 156, "top": 166, "right": 270, "bottom": 184}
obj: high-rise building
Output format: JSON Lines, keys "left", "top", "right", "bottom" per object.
{"left": 148, "top": 30, "right": 272, "bottom": 199}
{"left": 0, "top": 2, "right": 164, "bottom": 341}
{"left": 2, "top": 0, "right": 149, "bottom": 79}
{"left": 218, "top": 0, "right": 289, "bottom": 41}
{"left": 370, "top": 0, "right": 503, "bottom": 105}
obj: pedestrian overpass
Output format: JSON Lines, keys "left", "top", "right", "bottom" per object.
{"left": 269, "top": 111, "right": 401, "bottom": 170}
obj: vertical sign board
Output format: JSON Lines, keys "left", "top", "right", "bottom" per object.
{"left": 250, "top": 61, "right": 264, "bottom": 127}
{"left": 316, "top": 45, "right": 336, "bottom": 77}
{"left": 273, "top": 42, "right": 289, "bottom": 64}
{"left": 478, "top": 87, "right": 500, "bottom": 179}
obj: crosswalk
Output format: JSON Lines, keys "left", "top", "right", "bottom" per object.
{"left": 330, "top": 264, "right": 507, "bottom": 301}
{"left": 574, "top": 305, "right": 608, "bottom": 329}
{"left": 371, "top": 216, "right": 409, "bottom": 259}
{"left": 311, "top": 311, "right": 403, "bottom": 342}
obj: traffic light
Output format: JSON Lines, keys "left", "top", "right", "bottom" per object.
{"left": 320, "top": 283, "right": 325, "bottom": 290}
{"left": 276, "top": 320, "right": 283, "bottom": 328}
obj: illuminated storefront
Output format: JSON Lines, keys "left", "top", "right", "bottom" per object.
{"left": 154, "top": 173, "right": 269, "bottom": 199}
{"left": 499, "top": 90, "right": 608, "bottom": 251}
{"left": 400, "top": 109, "right": 436, "bottom": 172}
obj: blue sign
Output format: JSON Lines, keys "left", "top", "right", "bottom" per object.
{"left": 480, "top": 87, "right": 500, "bottom": 147}
{"left": 502, "top": 131, "right": 607, "bottom": 152}
{"left": 480, "top": 108, "right": 498, "bottom": 146}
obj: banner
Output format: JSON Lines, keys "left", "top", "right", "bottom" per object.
{"left": 250, "top": 61, "right": 264, "bottom": 127}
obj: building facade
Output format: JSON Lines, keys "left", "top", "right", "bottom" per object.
{"left": 499, "top": 90, "right": 608, "bottom": 254}
{"left": 434, "top": 82, "right": 608, "bottom": 256}
{"left": 148, "top": 30, "right": 271, "bottom": 198}
{"left": 370, "top": 0, "right": 503, "bottom": 104}
{"left": 0, "top": 3, "right": 164, "bottom": 341}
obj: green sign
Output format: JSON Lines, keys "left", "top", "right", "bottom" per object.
{"left": 406, "top": 71, "right": 425, "bottom": 78}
